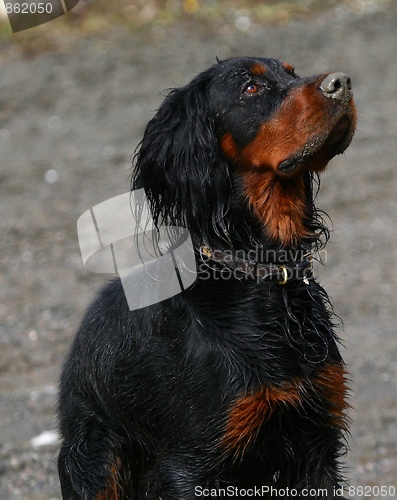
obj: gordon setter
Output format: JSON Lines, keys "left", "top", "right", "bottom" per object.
{"left": 58, "top": 57, "right": 357, "bottom": 499}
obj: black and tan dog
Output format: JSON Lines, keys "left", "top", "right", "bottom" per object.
{"left": 58, "top": 57, "right": 356, "bottom": 499}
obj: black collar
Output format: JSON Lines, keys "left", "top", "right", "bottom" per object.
{"left": 198, "top": 246, "right": 313, "bottom": 285}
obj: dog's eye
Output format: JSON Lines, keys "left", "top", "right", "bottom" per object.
{"left": 243, "top": 83, "right": 259, "bottom": 95}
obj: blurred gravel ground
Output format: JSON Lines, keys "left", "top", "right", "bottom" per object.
{"left": 1, "top": 2, "right": 397, "bottom": 498}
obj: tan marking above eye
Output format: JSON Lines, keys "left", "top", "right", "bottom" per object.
{"left": 250, "top": 63, "right": 267, "bottom": 76}
{"left": 282, "top": 62, "right": 295, "bottom": 73}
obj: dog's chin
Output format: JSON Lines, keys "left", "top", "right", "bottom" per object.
{"left": 278, "top": 115, "right": 355, "bottom": 175}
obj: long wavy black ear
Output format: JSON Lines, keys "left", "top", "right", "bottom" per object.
{"left": 132, "top": 70, "right": 232, "bottom": 246}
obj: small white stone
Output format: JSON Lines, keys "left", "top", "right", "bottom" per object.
{"left": 31, "top": 430, "right": 60, "bottom": 448}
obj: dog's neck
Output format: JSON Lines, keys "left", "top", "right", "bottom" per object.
{"left": 239, "top": 169, "right": 313, "bottom": 248}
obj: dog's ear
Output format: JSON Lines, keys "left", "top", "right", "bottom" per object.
{"left": 132, "top": 72, "right": 232, "bottom": 244}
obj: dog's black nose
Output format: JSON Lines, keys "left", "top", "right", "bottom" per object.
{"left": 320, "top": 72, "right": 353, "bottom": 102}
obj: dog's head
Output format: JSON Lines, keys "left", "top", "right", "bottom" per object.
{"left": 133, "top": 57, "right": 356, "bottom": 249}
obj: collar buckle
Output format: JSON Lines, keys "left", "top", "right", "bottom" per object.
{"left": 278, "top": 265, "right": 288, "bottom": 285}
